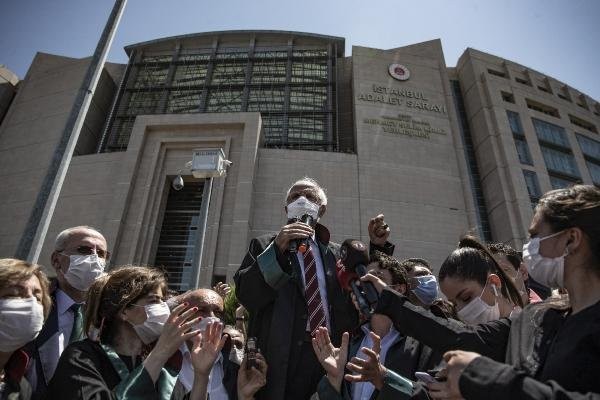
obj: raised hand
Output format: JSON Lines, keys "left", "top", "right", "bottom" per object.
{"left": 345, "top": 331, "right": 387, "bottom": 389}
{"left": 274, "top": 221, "right": 314, "bottom": 253}
{"left": 190, "top": 321, "right": 227, "bottom": 377}
{"left": 311, "top": 327, "right": 349, "bottom": 393}
{"left": 237, "top": 352, "right": 268, "bottom": 400}
{"left": 368, "top": 214, "right": 390, "bottom": 246}
{"left": 144, "top": 302, "right": 201, "bottom": 382}
{"left": 213, "top": 282, "right": 232, "bottom": 298}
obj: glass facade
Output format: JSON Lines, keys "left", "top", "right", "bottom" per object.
{"left": 523, "top": 170, "right": 541, "bottom": 207}
{"left": 576, "top": 133, "right": 600, "bottom": 184}
{"left": 532, "top": 118, "right": 569, "bottom": 147}
{"left": 540, "top": 146, "right": 580, "bottom": 177}
{"left": 507, "top": 111, "right": 533, "bottom": 165}
{"left": 101, "top": 39, "right": 338, "bottom": 153}
{"left": 532, "top": 117, "right": 581, "bottom": 187}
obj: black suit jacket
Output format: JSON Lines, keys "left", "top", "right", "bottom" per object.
{"left": 234, "top": 224, "right": 394, "bottom": 400}
{"left": 25, "top": 288, "right": 60, "bottom": 400}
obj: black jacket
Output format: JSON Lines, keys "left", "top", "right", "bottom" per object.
{"left": 376, "top": 288, "right": 600, "bottom": 399}
{"left": 234, "top": 223, "right": 393, "bottom": 399}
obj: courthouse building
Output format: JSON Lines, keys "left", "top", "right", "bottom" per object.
{"left": 0, "top": 31, "right": 598, "bottom": 289}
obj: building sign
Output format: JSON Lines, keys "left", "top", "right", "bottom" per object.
{"left": 357, "top": 85, "right": 447, "bottom": 114}
{"left": 363, "top": 114, "right": 446, "bottom": 140}
{"left": 389, "top": 64, "right": 410, "bottom": 81}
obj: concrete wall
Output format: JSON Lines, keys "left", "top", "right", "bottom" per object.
{"left": 0, "top": 53, "right": 121, "bottom": 259}
{"left": 351, "top": 40, "right": 478, "bottom": 272}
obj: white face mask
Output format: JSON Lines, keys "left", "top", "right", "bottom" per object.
{"left": 522, "top": 230, "right": 567, "bottom": 289}
{"left": 195, "top": 316, "right": 221, "bottom": 332}
{"left": 63, "top": 254, "right": 106, "bottom": 291}
{"left": 229, "top": 345, "right": 244, "bottom": 366}
{"left": 0, "top": 297, "right": 45, "bottom": 352}
{"left": 286, "top": 196, "right": 320, "bottom": 221}
{"left": 457, "top": 281, "right": 500, "bottom": 325}
{"left": 131, "top": 302, "right": 170, "bottom": 344}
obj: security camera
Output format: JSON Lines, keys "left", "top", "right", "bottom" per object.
{"left": 172, "top": 175, "right": 184, "bottom": 191}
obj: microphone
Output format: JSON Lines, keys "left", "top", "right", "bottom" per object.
{"left": 338, "top": 239, "right": 379, "bottom": 318}
{"left": 289, "top": 214, "right": 315, "bottom": 253}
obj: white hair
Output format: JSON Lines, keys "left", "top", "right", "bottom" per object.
{"left": 54, "top": 226, "right": 104, "bottom": 251}
{"left": 285, "top": 177, "right": 328, "bottom": 206}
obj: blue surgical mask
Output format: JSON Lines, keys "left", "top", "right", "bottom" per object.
{"left": 411, "top": 275, "right": 439, "bottom": 305}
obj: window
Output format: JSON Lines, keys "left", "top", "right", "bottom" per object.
{"left": 538, "top": 86, "right": 551, "bottom": 94}
{"left": 515, "top": 137, "right": 533, "bottom": 165}
{"left": 501, "top": 91, "right": 515, "bottom": 103}
{"left": 549, "top": 175, "right": 578, "bottom": 190}
{"left": 540, "top": 147, "right": 580, "bottom": 177}
{"left": 532, "top": 118, "right": 569, "bottom": 147}
{"left": 523, "top": 170, "right": 541, "bottom": 206}
{"left": 173, "top": 64, "right": 208, "bottom": 87}
{"left": 507, "top": 111, "right": 524, "bottom": 135}
{"left": 291, "top": 61, "right": 328, "bottom": 84}
{"left": 577, "top": 133, "right": 600, "bottom": 160}
{"left": 488, "top": 69, "right": 506, "bottom": 78}
{"left": 211, "top": 62, "right": 246, "bottom": 85}
{"left": 515, "top": 77, "right": 531, "bottom": 85}
{"left": 507, "top": 111, "right": 533, "bottom": 165}
{"left": 206, "top": 89, "right": 243, "bottom": 112}
{"left": 569, "top": 114, "right": 597, "bottom": 134}
{"left": 247, "top": 88, "right": 285, "bottom": 112}
{"left": 251, "top": 60, "right": 287, "bottom": 84}
{"left": 289, "top": 86, "right": 327, "bottom": 111}
{"left": 526, "top": 99, "right": 560, "bottom": 118}
{"left": 166, "top": 89, "right": 202, "bottom": 113}
{"left": 576, "top": 134, "right": 600, "bottom": 185}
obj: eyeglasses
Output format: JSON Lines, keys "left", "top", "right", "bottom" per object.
{"left": 59, "top": 245, "right": 109, "bottom": 260}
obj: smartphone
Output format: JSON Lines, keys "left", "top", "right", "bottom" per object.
{"left": 246, "top": 337, "right": 258, "bottom": 370}
{"left": 415, "top": 371, "right": 437, "bottom": 384}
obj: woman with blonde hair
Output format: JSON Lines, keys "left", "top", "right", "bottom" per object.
{"left": 0, "top": 258, "right": 52, "bottom": 399}
{"left": 46, "top": 265, "right": 225, "bottom": 399}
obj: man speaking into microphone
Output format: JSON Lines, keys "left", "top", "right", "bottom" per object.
{"left": 234, "top": 177, "right": 393, "bottom": 400}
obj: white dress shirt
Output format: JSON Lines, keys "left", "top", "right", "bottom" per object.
{"left": 351, "top": 324, "right": 401, "bottom": 400}
{"left": 295, "top": 236, "right": 331, "bottom": 332}
{"left": 178, "top": 344, "right": 229, "bottom": 400}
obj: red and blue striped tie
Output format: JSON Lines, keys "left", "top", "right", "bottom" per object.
{"left": 303, "top": 245, "right": 326, "bottom": 335}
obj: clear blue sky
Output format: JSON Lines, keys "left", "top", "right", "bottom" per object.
{"left": 1, "top": 0, "right": 599, "bottom": 100}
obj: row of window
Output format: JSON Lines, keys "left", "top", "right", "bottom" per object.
{"left": 508, "top": 110, "right": 600, "bottom": 206}
{"left": 488, "top": 67, "right": 600, "bottom": 116}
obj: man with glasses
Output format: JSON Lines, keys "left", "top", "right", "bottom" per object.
{"left": 27, "top": 226, "right": 109, "bottom": 399}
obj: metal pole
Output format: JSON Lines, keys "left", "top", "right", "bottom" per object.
{"left": 192, "top": 177, "right": 214, "bottom": 289}
{"left": 15, "top": 0, "right": 128, "bottom": 262}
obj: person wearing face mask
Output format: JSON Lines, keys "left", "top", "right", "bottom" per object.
{"left": 172, "top": 288, "right": 241, "bottom": 400}
{"left": 235, "top": 177, "right": 393, "bottom": 400}
{"left": 0, "top": 259, "right": 51, "bottom": 400}
{"left": 26, "top": 226, "right": 109, "bottom": 399}
{"left": 46, "top": 265, "right": 224, "bottom": 400}
{"left": 314, "top": 251, "right": 440, "bottom": 400}
{"left": 488, "top": 242, "right": 544, "bottom": 305}
{"left": 365, "top": 185, "right": 600, "bottom": 400}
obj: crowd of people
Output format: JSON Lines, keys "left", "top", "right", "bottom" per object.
{"left": 0, "top": 178, "right": 598, "bottom": 400}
